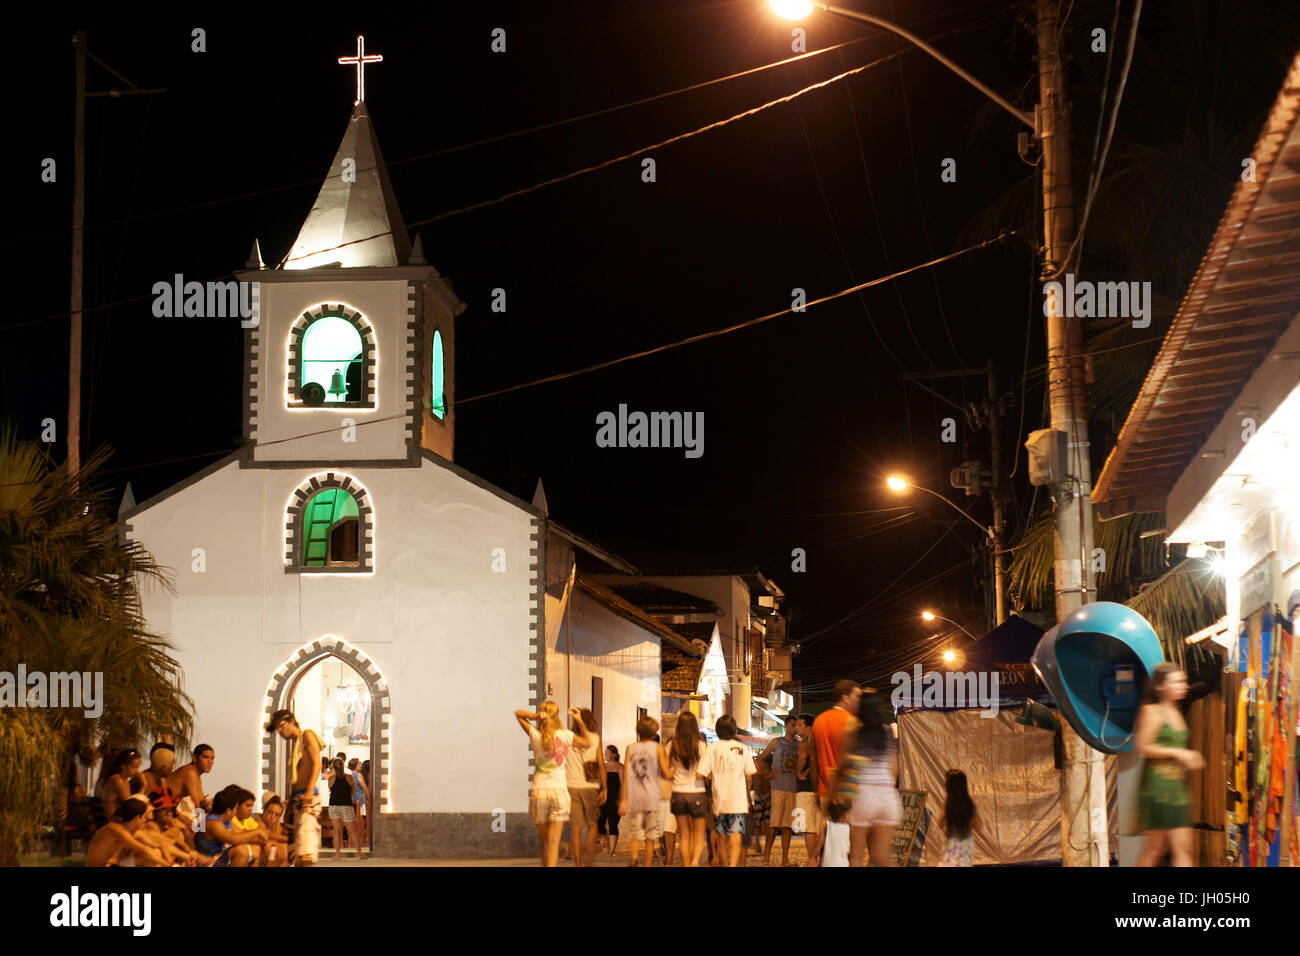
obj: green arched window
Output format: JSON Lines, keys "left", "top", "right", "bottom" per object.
{"left": 301, "top": 488, "right": 360, "bottom": 567}
{"left": 301, "top": 316, "right": 363, "bottom": 404}
{"left": 431, "top": 329, "right": 446, "bottom": 420}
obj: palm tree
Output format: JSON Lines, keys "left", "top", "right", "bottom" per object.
{"left": 0, "top": 428, "right": 193, "bottom": 864}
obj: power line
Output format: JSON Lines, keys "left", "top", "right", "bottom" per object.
{"left": 457, "top": 229, "right": 1020, "bottom": 405}
{"left": 794, "top": 518, "right": 965, "bottom": 648}
{"left": 23, "top": 34, "right": 884, "bottom": 247}
{"left": 8, "top": 40, "right": 978, "bottom": 332}
{"left": 786, "top": 61, "right": 906, "bottom": 368}
{"left": 4, "top": 230, "right": 1020, "bottom": 489}
{"left": 887, "top": 0, "right": 959, "bottom": 365}
{"left": 280, "top": 44, "right": 969, "bottom": 267}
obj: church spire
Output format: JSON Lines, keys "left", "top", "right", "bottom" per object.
{"left": 282, "top": 101, "right": 411, "bottom": 270}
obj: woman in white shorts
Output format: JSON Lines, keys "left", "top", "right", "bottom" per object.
{"left": 516, "top": 701, "right": 592, "bottom": 866}
{"left": 844, "top": 692, "right": 901, "bottom": 866}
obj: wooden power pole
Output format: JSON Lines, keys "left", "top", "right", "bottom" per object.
{"left": 67, "top": 32, "right": 163, "bottom": 476}
{"left": 69, "top": 31, "right": 86, "bottom": 476}
{"left": 1037, "top": 0, "right": 1107, "bottom": 867}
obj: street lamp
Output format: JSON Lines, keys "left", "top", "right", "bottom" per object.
{"left": 886, "top": 476, "right": 993, "bottom": 540}
{"left": 768, "top": 2, "right": 1034, "bottom": 129}
{"left": 921, "top": 610, "right": 978, "bottom": 641}
{"left": 774, "top": 0, "right": 1106, "bottom": 870}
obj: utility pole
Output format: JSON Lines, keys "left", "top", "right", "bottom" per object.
{"left": 68, "top": 32, "right": 164, "bottom": 476}
{"left": 69, "top": 31, "right": 86, "bottom": 476}
{"left": 986, "top": 359, "right": 1007, "bottom": 627}
{"left": 898, "top": 366, "right": 1007, "bottom": 630}
{"left": 1037, "top": 0, "right": 1106, "bottom": 867}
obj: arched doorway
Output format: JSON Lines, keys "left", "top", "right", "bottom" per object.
{"left": 262, "top": 637, "right": 390, "bottom": 851}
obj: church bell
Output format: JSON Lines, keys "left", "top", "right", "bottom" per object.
{"left": 328, "top": 368, "right": 347, "bottom": 398}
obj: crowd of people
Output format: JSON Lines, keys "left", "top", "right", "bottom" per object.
{"left": 76, "top": 708, "right": 372, "bottom": 867}
{"left": 515, "top": 680, "right": 978, "bottom": 867}
{"left": 69, "top": 663, "right": 1198, "bottom": 868}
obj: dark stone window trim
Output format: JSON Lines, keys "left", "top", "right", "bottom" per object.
{"left": 285, "top": 473, "right": 374, "bottom": 574}
{"left": 287, "top": 304, "right": 377, "bottom": 409}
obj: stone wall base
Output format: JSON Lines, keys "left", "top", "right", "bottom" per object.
{"left": 371, "top": 812, "right": 537, "bottom": 858}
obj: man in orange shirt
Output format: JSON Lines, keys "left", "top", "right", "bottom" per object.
{"left": 813, "top": 680, "right": 862, "bottom": 811}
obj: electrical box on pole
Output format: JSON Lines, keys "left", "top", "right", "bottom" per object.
{"left": 1024, "top": 428, "right": 1069, "bottom": 486}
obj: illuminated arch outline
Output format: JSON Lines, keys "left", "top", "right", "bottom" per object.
{"left": 286, "top": 304, "right": 376, "bottom": 408}
{"left": 260, "top": 635, "right": 392, "bottom": 813}
{"left": 285, "top": 472, "right": 374, "bottom": 574}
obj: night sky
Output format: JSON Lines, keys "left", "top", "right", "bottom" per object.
{"left": 11, "top": 1, "right": 1300, "bottom": 698}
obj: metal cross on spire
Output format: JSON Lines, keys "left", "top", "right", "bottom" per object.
{"left": 338, "top": 35, "right": 383, "bottom": 105}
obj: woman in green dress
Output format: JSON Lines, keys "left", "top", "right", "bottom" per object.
{"left": 1135, "top": 663, "right": 1203, "bottom": 866}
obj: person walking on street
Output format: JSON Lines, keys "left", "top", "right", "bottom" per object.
{"left": 758, "top": 717, "right": 801, "bottom": 865}
{"left": 1135, "top": 664, "right": 1202, "bottom": 867}
{"left": 515, "top": 701, "right": 592, "bottom": 867}
{"left": 938, "top": 769, "right": 976, "bottom": 867}
{"left": 668, "top": 711, "right": 709, "bottom": 867}
{"left": 598, "top": 745, "right": 623, "bottom": 858}
{"left": 795, "top": 714, "right": 822, "bottom": 866}
{"left": 620, "top": 715, "right": 670, "bottom": 867}
{"left": 697, "top": 715, "right": 756, "bottom": 867}
{"left": 833, "top": 690, "right": 899, "bottom": 866}
{"left": 565, "top": 708, "right": 603, "bottom": 867}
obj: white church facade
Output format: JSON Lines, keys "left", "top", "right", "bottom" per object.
{"left": 121, "top": 101, "right": 547, "bottom": 856}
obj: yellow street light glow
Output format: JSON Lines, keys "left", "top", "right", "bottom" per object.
{"left": 887, "top": 476, "right": 908, "bottom": 492}
{"left": 922, "top": 611, "right": 936, "bottom": 621}
{"left": 942, "top": 650, "right": 956, "bottom": 664}
{"left": 771, "top": 0, "right": 815, "bottom": 18}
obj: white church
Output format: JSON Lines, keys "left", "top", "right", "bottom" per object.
{"left": 120, "top": 61, "right": 606, "bottom": 855}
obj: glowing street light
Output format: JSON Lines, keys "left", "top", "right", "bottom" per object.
{"left": 886, "top": 476, "right": 908, "bottom": 492}
{"left": 770, "top": 0, "right": 814, "bottom": 17}
{"left": 942, "top": 650, "right": 957, "bottom": 664}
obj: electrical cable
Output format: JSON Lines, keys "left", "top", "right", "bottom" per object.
{"left": 9, "top": 44, "right": 1010, "bottom": 332}
{"left": 786, "top": 61, "right": 906, "bottom": 368}
{"left": 25, "top": 33, "right": 886, "bottom": 246}
{"left": 457, "top": 230, "right": 1020, "bottom": 405}
{"left": 888, "top": 0, "right": 960, "bottom": 365}
{"left": 1046, "top": 0, "right": 1143, "bottom": 280}
{"left": 795, "top": 518, "right": 965, "bottom": 647}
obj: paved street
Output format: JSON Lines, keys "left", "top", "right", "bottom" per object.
{"left": 317, "top": 835, "right": 819, "bottom": 867}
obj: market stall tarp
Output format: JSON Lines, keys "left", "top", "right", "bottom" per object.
{"left": 899, "top": 704, "right": 1118, "bottom": 865}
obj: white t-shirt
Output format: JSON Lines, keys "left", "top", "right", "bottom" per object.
{"left": 697, "top": 739, "right": 756, "bottom": 814}
{"left": 669, "top": 741, "right": 706, "bottom": 793}
{"left": 564, "top": 732, "right": 601, "bottom": 789}
{"left": 821, "top": 821, "right": 851, "bottom": 867}
{"left": 528, "top": 726, "right": 574, "bottom": 792}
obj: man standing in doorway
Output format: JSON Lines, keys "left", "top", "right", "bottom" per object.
{"left": 268, "top": 709, "right": 323, "bottom": 866}
{"left": 758, "top": 716, "right": 800, "bottom": 866}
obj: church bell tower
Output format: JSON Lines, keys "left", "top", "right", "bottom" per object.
{"left": 237, "top": 40, "right": 463, "bottom": 466}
